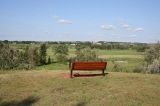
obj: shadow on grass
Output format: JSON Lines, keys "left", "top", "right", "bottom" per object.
{"left": 0, "top": 96, "right": 39, "bottom": 106}
{"left": 75, "top": 101, "right": 87, "bottom": 106}
{"left": 73, "top": 73, "right": 108, "bottom": 78}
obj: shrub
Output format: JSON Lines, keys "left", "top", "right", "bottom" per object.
{"left": 0, "top": 43, "right": 19, "bottom": 70}
{"left": 112, "top": 62, "right": 123, "bottom": 72}
{"left": 54, "top": 44, "right": 68, "bottom": 62}
{"left": 144, "top": 42, "right": 160, "bottom": 74}
{"left": 75, "top": 47, "right": 99, "bottom": 61}
{"left": 145, "top": 42, "right": 160, "bottom": 64}
{"left": 47, "top": 56, "right": 51, "bottom": 64}
{"left": 13, "top": 46, "right": 39, "bottom": 70}
{"left": 146, "top": 59, "right": 160, "bottom": 74}
{"left": 145, "top": 47, "right": 158, "bottom": 64}
{"left": 0, "top": 43, "right": 39, "bottom": 70}
{"left": 39, "top": 44, "right": 47, "bottom": 65}
{"left": 75, "top": 43, "right": 87, "bottom": 51}
{"left": 133, "top": 66, "right": 144, "bottom": 73}
{"left": 136, "top": 45, "right": 149, "bottom": 52}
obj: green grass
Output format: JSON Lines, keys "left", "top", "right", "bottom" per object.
{"left": 43, "top": 47, "right": 145, "bottom": 73}
{"left": 36, "top": 62, "right": 68, "bottom": 70}
{"left": 96, "top": 49, "right": 144, "bottom": 55}
{"left": 0, "top": 71, "right": 160, "bottom": 106}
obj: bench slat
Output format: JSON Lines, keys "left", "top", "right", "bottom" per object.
{"left": 72, "top": 62, "right": 107, "bottom": 70}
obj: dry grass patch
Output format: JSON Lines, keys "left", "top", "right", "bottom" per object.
{"left": 0, "top": 71, "right": 160, "bottom": 106}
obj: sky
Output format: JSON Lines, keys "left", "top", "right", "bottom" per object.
{"left": 0, "top": 0, "right": 160, "bottom": 43}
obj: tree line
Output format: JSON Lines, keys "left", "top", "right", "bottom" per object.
{"left": 0, "top": 42, "right": 48, "bottom": 70}
{"left": 1, "top": 40, "right": 149, "bottom": 52}
{"left": 1, "top": 40, "right": 159, "bottom": 74}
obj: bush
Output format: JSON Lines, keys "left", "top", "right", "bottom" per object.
{"left": 54, "top": 44, "right": 68, "bottom": 62}
{"left": 47, "top": 56, "right": 51, "bottom": 64}
{"left": 75, "top": 43, "right": 86, "bottom": 51}
{"left": 39, "top": 44, "right": 47, "bottom": 65}
{"left": 0, "top": 43, "right": 18, "bottom": 70}
{"left": 146, "top": 59, "right": 160, "bottom": 74}
{"left": 133, "top": 66, "right": 144, "bottom": 73}
{"left": 0, "top": 43, "right": 39, "bottom": 70}
{"left": 145, "top": 42, "right": 160, "bottom": 64}
{"left": 75, "top": 47, "right": 99, "bottom": 61}
{"left": 144, "top": 42, "right": 160, "bottom": 74}
{"left": 112, "top": 62, "right": 123, "bottom": 72}
{"left": 136, "top": 45, "right": 149, "bottom": 52}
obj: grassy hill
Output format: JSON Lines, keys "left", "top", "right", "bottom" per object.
{"left": 0, "top": 70, "right": 160, "bottom": 106}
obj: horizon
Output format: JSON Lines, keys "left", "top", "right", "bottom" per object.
{"left": 0, "top": 40, "right": 153, "bottom": 44}
{"left": 0, "top": 0, "right": 160, "bottom": 43}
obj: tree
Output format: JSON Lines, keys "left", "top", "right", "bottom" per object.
{"left": 145, "top": 42, "right": 160, "bottom": 64}
{"left": 39, "top": 44, "right": 47, "bottom": 65}
{"left": 33, "top": 47, "right": 40, "bottom": 65}
{"left": 75, "top": 43, "right": 86, "bottom": 51}
{"left": 47, "top": 56, "right": 51, "bottom": 64}
{"left": 17, "top": 45, "right": 39, "bottom": 69}
{"left": 144, "top": 42, "right": 160, "bottom": 73}
{"left": 135, "top": 44, "right": 149, "bottom": 52}
{"left": 0, "top": 43, "right": 23, "bottom": 70}
{"left": 75, "top": 47, "right": 99, "bottom": 61}
{"left": 0, "top": 43, "right": 40, "bottom": 70}
{"left": 54, "top": 44, "right": 68, "bottom": 62}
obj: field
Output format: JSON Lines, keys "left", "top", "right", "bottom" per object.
{"left": 0, "top": 71, "right": 160, "bottom": 106}
{"left": 37, "top": 45, "right": 144, "bottom": 73}
{"left": 1, "top": 43, "right": 158, "bottom": 106}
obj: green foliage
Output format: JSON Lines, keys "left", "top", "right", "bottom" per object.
{"left": 33, "top": 47, "right": 40, "bottom": 65}
{"left": 144, "top": 42, "right": 160, "bottom": 74}
{"left": 112, "top": 62, "right": 123, "bottom": 72}
{"left": 133, "top": 66, "right": 144, "bottom": 73}
{"left": 39, "top": 44, "right": 47, "bottom": 65}
{"left": 47, "top": 56, "right": 51, "bottom": 64}
{"left": 23, "top": 46, "right": 39, "bottom": 69}
{"left": 0, "top": 43, "right": 39, "bottom": 70}
{"left": 145, "top": 42, "right": 160, "bottom": 64}
{"left": 0, "top": 43, "right": 19, "bottom": 70}
{"left": 75, "top": 43, "right": 86, "bottom": 51}
{"left": 136, "top": 45, "right": 149, "bottom": 52}
{"left": 147, "top": 59, "right": 160, "bottom": 74}
{"left": 75, "top": 47, "right": 99, "bottom": 61}
{"left": 54, "top": 44, "right": 68, "bottom": 62}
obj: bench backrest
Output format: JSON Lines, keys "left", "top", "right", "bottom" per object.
{"left": 71, "top": 62, "right": 107, "bottom": 70}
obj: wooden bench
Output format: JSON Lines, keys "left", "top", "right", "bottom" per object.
{"left": 69, "top": 61, "right": 107, "bottom": 78}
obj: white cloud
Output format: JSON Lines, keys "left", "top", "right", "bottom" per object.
{"left": 121, "top": 23, "right": 133, "bottom": 31}
{"left": 129, "top": 34, "right": 137, "bottom": 38}
{"left": 101, "top": 24, "right": 114, "bottom": 30}
{"left": 121, "top": 21, "right": 143, "bottom": 32}
{"left": 122, "top": 24, "right": 130, "bottom": 28}
{"left": 134, "top": 27, "right": 144, "bottom": 32}
{"left": 53, "top": 15, "right": 73, "bottom": 24}
{"left": 53, "top": 15, "right": 61, "bottom": 19}
{"left": 58, "top": 19, "right": 73, "bottom": 24}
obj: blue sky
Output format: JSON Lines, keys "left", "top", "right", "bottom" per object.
{"left": 0, "top": 0, "right": 160, "bottom": 42}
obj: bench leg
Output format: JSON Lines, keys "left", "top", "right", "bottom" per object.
{"left": 102, "top": 70, "right": 105, "bottom": 76}
{"left": 70, "top": 70, "right": 73, "bottom": 78}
